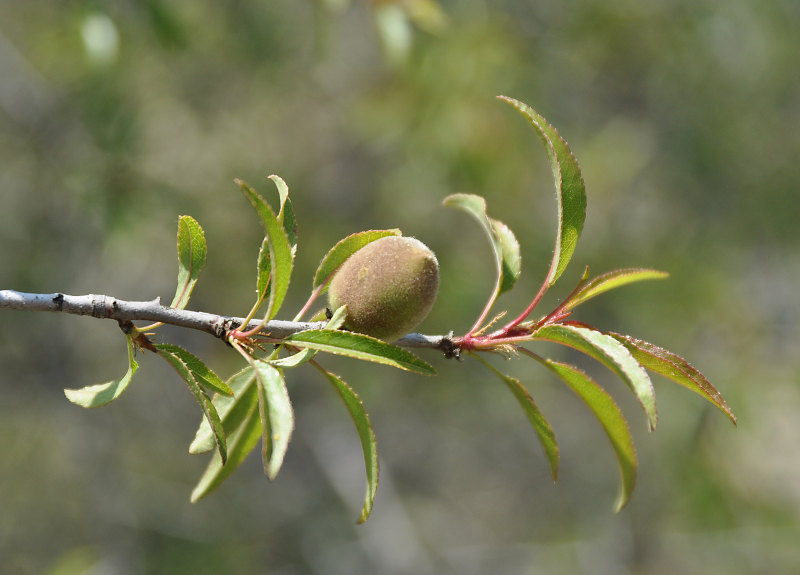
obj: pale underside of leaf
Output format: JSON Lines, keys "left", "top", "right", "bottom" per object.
{"left": 287, "top": 330, "right": 436, "bottom": 375}
{"left": 64, "top": 335, "right": 138, "bottom": 407}
{"left": 533, "top": 324, "right": 658, "bottom": 430}
{"left": 253, "top": 360, "right": 294, "bottom": 480}
{"left": 190, "top": 371, "right": 261, "bottom": 502}
{"left": 497, "top": 96, "right": 586, "bottom": 288}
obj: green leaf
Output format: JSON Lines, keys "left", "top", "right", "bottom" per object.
{"left": 287, "top": 329, "right": 436, "bottom": 375}
{"left": 561, "top": 268, "right": 669, "bottom": 312}
{"left": 171, "top": 215, "right": 207, "bottom": 309}
{"left": 154, "top": 343, "right": 233, "bottom": 397}
{"left": 253, "top": 361, "right": 294, "bottom": 480}
{"left": 497, "top": 96, "right": 586, "bottom": 288}
{"left": 316, "top": 366, "right": 379, "bottom": 523}
{"left": 268, "top": 174, "right": 298, "bottom": 251}
{"left": 535, "top": 356, "right": 637, "bottom": 511}
{"left": 609, "top": 333, "right": 737, "bottom": 425}
{"left": 190, "top": 367, "right": 258, "bottom": 455}
{"left": 64, "top": 335, "right": 138, "bottom": 407}
{"left": 191, "top": 373, "right": 261, "bottom": 502}
{"left": 475, "top": 356, "right": 558, "bottom": 481}
{"left": 533, "top": 324, "right": 658, "bottom": 430}
{"left": 491, "top": 217, "right": 522, "bottom": 295}
{"left": 236, "top": 179, "right": 294, "bottom": 320}
{"left": 255, "top": 236, "right": 271, "bottom": 306}
{"left": 313, "top": 229, "right": 402, "bottom": 292}
{"left": 156, "top": 344, "right": 227, "bottom": 464}
{"left": 270, "top": 306, "right": 346, "bottom": 369}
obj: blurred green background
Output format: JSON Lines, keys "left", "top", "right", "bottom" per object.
{"left": 1, "top": 1, "right": 799, "bottom": 573}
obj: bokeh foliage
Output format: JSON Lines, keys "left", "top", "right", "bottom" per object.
{"left": 2, "top": 1, "right": 800, "bottom": 573}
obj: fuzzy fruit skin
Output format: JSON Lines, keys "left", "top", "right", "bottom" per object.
{"left": 328, "top": 236, "right": 439, "bottom": 341}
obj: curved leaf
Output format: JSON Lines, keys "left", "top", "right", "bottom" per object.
{"left": 171, "top": 215, "right": 207, "bottom": 309}
{"left": 191, "top": 372, "right": 261, "bottom": 502}
{"left": 313, "top": 229, "right": 401, "bottom": 291}
{"left": 253, "top": 361, "right": 294, "bottom": 480}
{"left": 562, "top": 268, "right": 669, "bottom": 312}
{"left": 287, "top": 329, "right": 436, "bottom": 375}
{"left": 190, "top": 367, "right": 258, "bottom": 455}
{"left": 64, "top": 335, "right": 138, "bottom": 407}
{"left": 609, "top": 333, "right": 737, "bottom": 425}
{"left": 154, "top": 343, "right": 232, "bottom": 397}
{"left": 497, "top": 96, "right": 586, "bottom": 287}
{"left": 267, "top": 174, "right": 298, "bottom": 251}
{"left": 475, "top": 356, "right": 558, "bottom": 481}
{"left": 533, "top": 324, "right": 658, "bottom": 430}
{"left": 236, "top": 179, "right": 294, "bottom": 320}
{"left": 490, "top": 217, "right": 522, "bottom": 295}
{"left": 315, "top": 365, "right": 379, "bottom": 523}
{"left": 535, "top": 356, "right": 637, "bottom": 511}
{"left": 156, "top": 344, "right": 227, "bottom": 464}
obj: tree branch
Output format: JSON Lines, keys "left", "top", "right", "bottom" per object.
{"left": 0, "top": 290, "right": 451, "bottom": 352}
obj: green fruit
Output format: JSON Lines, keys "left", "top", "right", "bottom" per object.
{"left": 328, "top": 236, "right": 439, "bottom": 341}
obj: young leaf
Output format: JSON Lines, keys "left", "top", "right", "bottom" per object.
{"left": 533, "top": 324, "right": 658, "bottom": 430}
{"left": 236, "top": 179, "right": 294, "bottom": 320}
{"left": 497, "top": 96, "right": 586, "bottom": 288}
{"left": 253, "top": 360, "right": 294, "bottom": 480}
{"left": 313, "top": 229, "right": 402, "bottom": 292}
{"left": 532, "top": 355, "right": 637, "bottom": 511}
{"left": 191, "top": 380, "right": 261, "bottom": 502}
{"left": 64, "top": 335, "right": 138, "bottom": 407}
{"left": 475, "top": 356, "right": 559, "bottom": 481}
{"left": 268, "top": 174, "right": 298, "bottom": 252}
{"left": 155, "top": 344, "right": 227, "bottom": 464}
{"left": 561, "top": 268, "right": 669, "bottom": 313}
{"left": 491, "top": 217, "right": 522, "bottom": 295}
{"left": 287, "top": 329, "right": 436, "bottom": 375}
{"left": 190, "top": 367, "right": 258, "bottom": 455}
{"left": 171, "top": 215, "right": 207, "bottom": 309}
{"left": 314, "top": 365, "right": 379, "bottom": 523}
{"left": 609, "top": 333, "right": 737, "bottom": 425}
{"left": 154, "top": 343, "right": 233, "bottom": 397}
{"left": 256, "top": 236, "right": 271, "bottom": 306}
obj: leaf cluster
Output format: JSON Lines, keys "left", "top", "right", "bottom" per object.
{"left": 62, "top": 96, "right": 735, "bottom": 519}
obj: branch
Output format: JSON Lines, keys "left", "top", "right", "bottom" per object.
{"left": 0, "top": 290, "right": 450, "bottom": 351}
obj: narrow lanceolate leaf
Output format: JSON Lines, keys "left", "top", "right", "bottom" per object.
{"left": 313, "top": 229, "right": 402, "bottom": 292}
{"left": 154, "top": 343, "right": 233, "bottom": 397}
{"left": 190, "top": 367, "right": 258, "bottom": 455}
{"left": 155, "top": 344, "right": 227, "bottom": 464}
{"left": 64, "top": 335, "right": 138, "bottom": 407}
{"left": 497, "top": 96, "right": 586, "bottom": 288}
{"left": 236, "top": 179, "right": 294, "bottom": 320}
{"left": 533, "top": 324, "right": 658, "bottom": 430}
{"left": 256, "top": 236, "right": 271, "bottom": 305}
{"left": 253, "top": 361, "right": 294, "bottom": 480}
{"left": 171, "top": 215, "right": 207, "bottom": 309}
{"left": 315, "top": 365, "right": 379, "bottom": 523}
{"left": 191, "top": 371, "right": 261, "bottom": 502}
{"left": 609, "top": 333, "right": 737, "bottom": 425}
{"left": 561, "top": 268, "right": 669, "bottom": 313}
{"left": 268, "top": 174, "right": 298, "bottom": 251}
{"left": 476, "top": 356, "right": 558, "bottom": 481}
{"left": 535, "top": 356, "right": 637, "bottom": 511}
{"left": 287, "top": 330, "right": 436, "bottom": 375}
